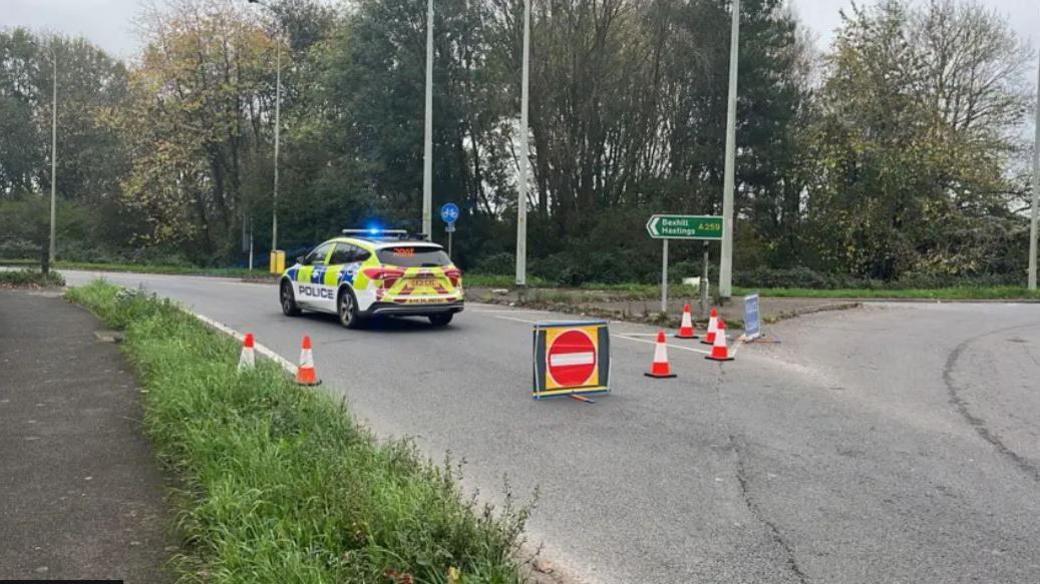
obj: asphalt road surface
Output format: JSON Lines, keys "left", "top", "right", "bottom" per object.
{"left": 62, "top": 271, "right": 1040, "bottom": 584}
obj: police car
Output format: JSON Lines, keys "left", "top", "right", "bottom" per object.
{"left": 279, "top": 229, "right": 464, "bottom": 328}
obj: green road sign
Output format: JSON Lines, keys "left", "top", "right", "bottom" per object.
{"left": 646, "top": 215, "right": 724, "bottom": 240}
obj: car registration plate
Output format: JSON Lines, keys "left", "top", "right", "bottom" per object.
{"left": 409, "top": 278, "right": 438, "bottom": 288}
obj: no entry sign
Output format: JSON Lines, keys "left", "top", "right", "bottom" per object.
{"left": 548, "top": 329, "right": 598, "bottom": 387}
{"left": 533, "top": 321, "right": 610, "bottom": 399}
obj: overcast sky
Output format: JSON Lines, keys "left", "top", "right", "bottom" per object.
{"left": 1, "top": 0, "right": 1037, "bottom": 62}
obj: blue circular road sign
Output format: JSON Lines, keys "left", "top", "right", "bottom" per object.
{"left": 440, "top": 202, "right": 460, "bottom": 224}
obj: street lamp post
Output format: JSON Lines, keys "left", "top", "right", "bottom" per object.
{"left": 1029, "top": 54, "right": 1040, "bottom": 291}
{"left": 49, "top": 49, "right": 57, "bottom": 267}
{"left": 273, "top": 35, "right": 281, "bottom": 253}
{"left": 719, "top": 0, "right": 740, "bottom": 300}
{"left": 423, "top": 0, "right": 434, "bottom": 238}
{"left": 516, "top": 0, "right": 531, "bottom": 287}
{"left": 247, "top": 0, "right": 282, "bottom": 260}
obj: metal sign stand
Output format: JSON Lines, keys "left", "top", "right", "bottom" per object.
{"left": 661, "top": 239, "right": 669, "bottom": 313}
{"left": 441, "top": 202, "right": 460, "bottom": 259}
{"left": 647, "top": 214, "right": 723, "bottom": 315}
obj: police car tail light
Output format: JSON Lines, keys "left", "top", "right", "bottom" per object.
{"left": 444, "top": 268, "right": 462, "bottom": 287}
{"left": 363, "top": 267, "right": 405, "bottom": 288}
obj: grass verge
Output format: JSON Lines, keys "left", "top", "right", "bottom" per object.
{"left": 0, "top": 269, "right": 65, "bottom": 288}
{"left": 67, "top": 280, "right": 528, "bottom": 584}
{"left": 468, "top": 278, "right": 1040, "bottom": 301}
{"left": 731, "top": 286, "right": 1040, "bottom": 300}
{"left": 1, "top": 259, "right": 270, "bottom": 279}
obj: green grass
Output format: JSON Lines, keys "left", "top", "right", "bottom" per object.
{"left": 1, "top": 259, "right": 271, "bottom": 279}
{"left": 464, "top": 273, "right": 1040, "bottom": 301}
{"left": 461, "top": 274, "right": 551, "bottom": 288}
{"left": 67, "top": 280, "right": 528, "bottom": 584}
{"left": 731, "top": 286, "right": 1040, "bottom": 300}
{"left": 0, "top": 268, "right": 65, "bottom": 288}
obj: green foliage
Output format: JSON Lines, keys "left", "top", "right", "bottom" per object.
{"left": 803, "top": 0, "right": 1032, "bottom": 280}
{"left": 67, "top": 281, "right": 528, "bottom": 583}
{"left": 1, "top": 0, "right": 1035, "bottom": 288}
{"left": 732, "top": 286, "right": 1040, "bottom": 300}
{"left": 0, "top": 269, "right": 65, "bottom": 288}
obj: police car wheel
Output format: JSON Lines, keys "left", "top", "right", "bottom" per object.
{"left": 337, "top": 289, "right": 362, "bottom": 329}
{"left": 428, "top": 313, "right": 453, "bottom": 327}
{"left": 280, "top": 281, "right": 301, "bottom": 316}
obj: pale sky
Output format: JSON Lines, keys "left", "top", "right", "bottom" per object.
{"left": 0, "top": 0, "right": 1037, "bottom": 61}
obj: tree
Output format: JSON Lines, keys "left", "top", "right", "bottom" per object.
{"left": 0, "top": 29, "right": 132, "bottom": 257}
{"left": 806, "top": 0, "right": 1032, "bottom": 280}
{"left": 116, "top": 0, "right": 277, "bottom": 259}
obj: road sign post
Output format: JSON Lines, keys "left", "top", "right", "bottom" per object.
{"left": 661, "top": 239, "right": 668, "bottom": 313}
{"left": 440, "top": 203, "right": 459, "bottom": 257}
{"left": 646, "top": 215, "right": 724, "bottom": 313}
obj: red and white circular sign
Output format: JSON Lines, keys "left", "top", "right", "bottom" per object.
{"left": 547, "top": 329, "right": 597, "bottom": 387}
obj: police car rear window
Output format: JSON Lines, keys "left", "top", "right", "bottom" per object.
{"left": 376, "top": 246, "right": 451, "bottom": 267}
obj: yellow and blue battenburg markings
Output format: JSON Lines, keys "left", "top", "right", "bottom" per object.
{"left": 285, "top": 262, "right": 365, "bottom": 287}
{"left": 532, "top": 321, "right": 611, "bottom": 401}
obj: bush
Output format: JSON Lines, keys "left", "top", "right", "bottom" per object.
{"left": 735, "top": 266, "right": 845, "bottom": 289}
{"left": 0, "top": 269, "right": 65, "bottom": 288}
{"left": 473, "top": 252, "right": 515, "bottom": 275}
{"left": 734, "top": 266, "right": 1028, "bottom": 290}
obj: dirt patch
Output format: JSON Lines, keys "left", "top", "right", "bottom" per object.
{"left": 466, "top": 287, "right": 861, "bottom": 329}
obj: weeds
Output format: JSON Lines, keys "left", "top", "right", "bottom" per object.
{"left": 0, "top": 269, "right": 65, "bottom": 288}
{"left": 67, "top": 281, "right": 529, "bottom": 584}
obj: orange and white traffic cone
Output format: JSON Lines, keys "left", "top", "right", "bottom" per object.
{"left": 237, "top": 333, "right": 255, "bottom": 372}
{"left": 701, "top": 307, "right": 719, "bottom": 345}
{"left": 705, "top": 320, "right": 735, "bottom": 362}
{"left": 645, "top": 330, "right": 677, "bottom": 378}
{"left": 295, "top": 335, "right": 321, "bottom": 386}
{"left": 675, "top": 303, "right": 698, "bottom": 339}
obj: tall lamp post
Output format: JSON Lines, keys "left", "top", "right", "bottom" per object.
{"left": 516, "top": 0, "right": 531, "bottom": 286}
{"left": 248, "top": 0, "right": 282, "bottom": 264}
{"left": 719, "top": 0, "right": 740, "bottom": 300}
{"left": 1029, "top": 54, "right": 1040, "bottom": 291}
{"left": 49, "top": 47, "right": 58, "bottom": 267}
{"left": 422, "top": 0, "right": 434, "bottom": 237}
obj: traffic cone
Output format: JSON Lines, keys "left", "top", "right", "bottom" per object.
{"left": 237, "top": 333, "right": 255, "bottom": 372}
{"left": 675, "top": 304, "right": 698, "bottom": 339}
{"left": 295, "top": 335, "right": 321, "bottom": 386}
{"left": 705, "top": 320, "right": 735, "bottom": 362}
{"left": 645, "top": 330, "right": 678, "bottom": 378}
{"left": 701, "top": 307, "right": 719, "bottom": 345}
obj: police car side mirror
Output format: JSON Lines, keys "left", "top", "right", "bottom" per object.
{"left": 297, "top": 255, "right": 307, "bottom": 265}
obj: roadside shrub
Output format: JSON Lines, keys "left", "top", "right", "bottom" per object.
{"left": 0, "top": 269, "right": 65, "bottom": 288}
{"left": 473, "top": 252, "right": 515, "bottom": 275}
{"left": 735, "top": 266, "right": 842, "bottom": 289}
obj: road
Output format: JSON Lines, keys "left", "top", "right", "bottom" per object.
{"left": 62, "top": 270, "right": 1040, "bottom": 583}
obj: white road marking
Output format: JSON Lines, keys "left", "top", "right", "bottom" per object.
{"left": 613, "top": 334, "right": 713, "bottom": 355}
{"left": 485, "top": 311, "right": 715, "bottom": 357}
{"left": 189, "top": 311, "right": 298, "bottom": 374}
{"left": 470, "top": 308, "right": 553, "bottom": 314}
{"left": 489, "top": 314, "right": 540, "bottom": 325}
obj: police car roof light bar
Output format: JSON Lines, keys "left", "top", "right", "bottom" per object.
{"left": 342, "top": 228, "right": 430, "bottom": 242}
{"left": 342, "top": 228, "right": 409, "bottom": 236}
